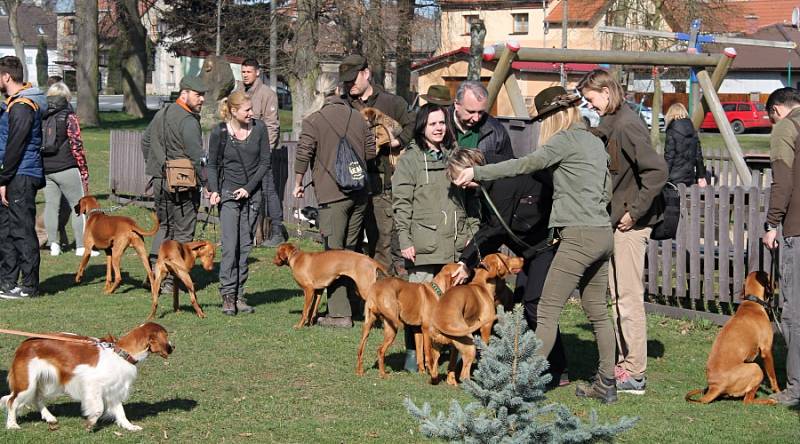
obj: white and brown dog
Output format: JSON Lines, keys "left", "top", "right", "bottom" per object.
{"left": 1, "top": 322, "right": 173, "bottom": 431}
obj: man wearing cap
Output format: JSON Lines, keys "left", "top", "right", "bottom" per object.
{"left": 340, "top": 54, "right": 415, "bottom": 276}
{"left": 141, "top": 75, "right": 206, "bottom": 293}
{"left": 451, "top": 80, "right": 514, "bottom": 164}
{"left": 420, "top": 85, "right": 453, "bottom": 107}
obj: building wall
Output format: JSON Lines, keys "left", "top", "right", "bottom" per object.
{"left": 719, "top": 72, "right": 787, "bottom": 94}
{"left": 0, "top": 47, "right": 60, "bottom": 88}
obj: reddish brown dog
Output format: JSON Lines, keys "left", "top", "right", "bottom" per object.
{"left": 273, "top": 243, "right": 388, "bottom": 328}
{"left": 427, "top": 253, "right": 524, "bottom": 385}
{"left": 74, "top": 196, "right": 158, "bottom": 294}
{"left": 356, "top": 263, "right": 461, "bottom": 377}
{"left": 148, "top": 240, "right": 216, "bottom": 320}
{"left": 685, "top": 271, "right": 781, "bottom": 404}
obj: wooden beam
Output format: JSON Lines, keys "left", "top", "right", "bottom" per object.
{"left": 512, "top": 47, "right": 721, "bottom": 67}
{"left": 696, "top": 70, "right": 752, "bottom": 187}
{"left": 503, "top": 71, "right": 529, "bottom": 118}
{"left": 651, "top": 68, "right": 662, "bottom": 153}
{"left": 691, "top": 48, "right": 736, "bottom": 129}
{"left": 486, "top": 47, "right": 516, "bottom": 111}
{"left": 598, "top": 26, "right": 797, "bottom": 49}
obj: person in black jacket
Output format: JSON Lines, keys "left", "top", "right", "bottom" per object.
{"left": 664, "top": 103, "right": 707, "bottom": 187}
{"left": 449, "top": 81, "right": 515, "bottom": 164}
{"left": 447, "top": 148, "right": 568, "bottom": 387}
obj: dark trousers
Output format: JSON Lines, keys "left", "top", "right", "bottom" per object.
{"left": 149, "top": 179, "right": 199, "bottom": 289}
{"left": 0, "top": 175, "right": 41, "bottom": 291}
{"left": 219, "top": 191, "right": 261, "bottom": 297}
{"left": 513, "top": 247, "right": 567, "bottom": 377}
{"left": 262, "top": 168, "right": 284, "bottom": 232}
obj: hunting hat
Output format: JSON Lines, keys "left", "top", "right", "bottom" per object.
{"left": 531, "top": 86, "right": 580, "bottom": 121}
{"left": 420, "top": 85, "right": 453, "bottom": 106}
{"left": 179, "top": 75, "right": 208, "bottom": 93}
{"left": 339, "top": 54, "right": 368, "bottom": 82}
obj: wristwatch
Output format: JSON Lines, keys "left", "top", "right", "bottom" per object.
{"left": 764, "top": 222, "right": 778, "bottom": 232}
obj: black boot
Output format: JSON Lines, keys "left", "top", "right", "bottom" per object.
{"left": 263, "top": 224, "right": 286, "bottom": 248}
{"left": 575, "top": 374, "right": 617, "bottom": 404}
{"left": 221, "top": 294, "right": 236, "bottom": 316}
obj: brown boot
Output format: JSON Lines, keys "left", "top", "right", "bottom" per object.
{"left": 316, "top": 316, "right": 353, "bottom": 328}
{"left": 221, "top": 294, "right": 236, "bottom": 316}
{"left": 236, "top": 295, "right": 254, "bottom": 314}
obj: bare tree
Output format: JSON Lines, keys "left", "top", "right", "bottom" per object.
{"left": 395, "top": 0, "right": 414, "bottom": 102}
{"left": 287, "top": 0, "right": 321, "bottom": 136}
{"left": 3, "top": 0, "right": 27, "bottom": 80}
{"left": 75, "top": 0, "right": 99, "bottom": 126}
{"left": 117, "top": 0, "right": 148, "bottom": 118}
{"left": 364, "top": 0, "right": 385, "bottom": 86}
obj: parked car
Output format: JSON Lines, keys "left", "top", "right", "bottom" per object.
{"left": 700, "top": 101, "right": 770, "bottom": 134}
{"left": 625, "top": 100, "right": 665, "bottom": 131}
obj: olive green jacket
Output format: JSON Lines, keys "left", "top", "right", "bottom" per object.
{"left": 767, "top": 106, "right": 800, "bottom": 236}
{"left": 141, "top": 102, "right": 204, "bottom": 180}
{"left": 474, "top": 125, "right": 611, "bottom": 228}
{"left": 392, "top": 141, "right": 481, "bottom": 266}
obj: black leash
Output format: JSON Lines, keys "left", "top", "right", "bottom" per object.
{"left": 768, "top": 247, "right": 784, "bottom": 338}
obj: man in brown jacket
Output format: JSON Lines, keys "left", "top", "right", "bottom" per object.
{"left": 340, "top": 54, "right": 415, "bottom": 276}
{"left": 234, "top": 58, "right": 285, "bottom": 247}
{"left": 293, "top": 74, "right": 376, "bottom": 328}
{"left": 762, "top": 87, "right": 800, "bottom": 407}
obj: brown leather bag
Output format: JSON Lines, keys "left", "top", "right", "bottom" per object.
{"left": 165, "top": 158, "right": 196, "bottom": 192}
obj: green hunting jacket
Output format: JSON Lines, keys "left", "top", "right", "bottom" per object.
{"left": 392, "top": 141, "right": 481, "bottom": 266}
{"left": 473, "top": 124, "right": 611, "bottom": 229}
{"left": 141, "top": 102, "right": 204, "bottom": 181}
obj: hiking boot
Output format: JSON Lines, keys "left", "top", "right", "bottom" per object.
{"left": 403, "top": 350, "right": 419, "bottom": 373}
{"left": 236, "top": 296, "right": 255, "bottom": 314}
{"left": 263, "top": 225, "right": 287, "bottom": 248}
{"left": 316, "top": 316, "right": 353, "bottom": 328}
{"left": 221, "top": 294, "right": 236, "bottom": 316}
{"left": 769, "top": 390, "right": 800, "bottom": 407}
{"left": 575, "top": 374, "right": 618, "bottom": 404}
{"left": 616, "top": 374, "right": 647, "bottom": 395}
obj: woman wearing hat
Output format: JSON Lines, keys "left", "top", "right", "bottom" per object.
{"left": 453, "top": 86, "right": 617, "bottom": 403}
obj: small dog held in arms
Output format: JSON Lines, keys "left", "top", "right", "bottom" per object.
{"left": 1, "top": 323, "right": 173, "bottom": 431}
{"left": 149, "top": 240, "right": 216, "bottom": 320}
{"left": 685, "top": 271, "right": 781, "bottom": 404}
{"left": 272, "top": 243, "right": 387, "bottom": 328}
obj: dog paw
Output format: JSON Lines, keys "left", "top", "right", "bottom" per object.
{"left": 197, "top": 312, "right": 206, "bottom": 319}
{"left": 6, "top": 423, "right": 20, "bottom": 430}
{"left": 48, "top": 422, "right": 59, "bottom": 431}
{"left": 122, "top": 424, "right": 142, "bottom": 432}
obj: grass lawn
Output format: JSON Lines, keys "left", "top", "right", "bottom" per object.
{"left": 0, "top": 112, "right": 797, "bottom": 442}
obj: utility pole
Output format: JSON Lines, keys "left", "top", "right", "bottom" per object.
{"left": 216, "top": 0, "right": 222, "bottom": 56}
{"left": 560, "top": 0, "right": 567, "bottom": 86}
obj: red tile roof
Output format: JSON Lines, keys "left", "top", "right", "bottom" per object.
{"left": 723, "top": 0, "right": 800, "bottom": 34}
{"left": 545, "top": 0, "right": 609, "bottom": 24}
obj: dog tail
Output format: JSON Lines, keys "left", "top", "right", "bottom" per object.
{"left": 133, "top": 211, "right": 160, "bottom": 237}
{"left": 685, "top": 388, "right": 706, "bottom": 403}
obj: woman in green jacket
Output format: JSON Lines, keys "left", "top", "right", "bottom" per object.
{"left": 392, "top": 102, "right": 480, "bottom": 371}
{"left": 453, "top": 86, "right": 617, "bottom": 403}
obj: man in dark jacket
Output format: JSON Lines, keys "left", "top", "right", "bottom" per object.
{"left": 141, "top": 75, "right": 206, "bottom": 295}
{"left": 340, "top": 54, "right": 415, "bottom": 276}
{"left": 450, "top": 80, "right": 515, "bottom": 164}
{"left": 293, "top": 75, "right": 377, "bottom": 328}
{"left": 0, "top": 56, "right": 46, "bottom": 299}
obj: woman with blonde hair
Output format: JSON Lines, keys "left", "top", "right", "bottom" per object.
{"left": 664, "top": 102, "right": 706, "bottom": 187}
{"left": 453, "top": 86, "right": 616, "bottom": 402}
{"left": 578, "top": 69, "right": 668, "bottom": 395}
{"left": 207, "top": 91, "right": 271, "bottom": 315}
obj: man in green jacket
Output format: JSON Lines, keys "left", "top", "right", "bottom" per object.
{"left": 141, "top": 75, "right": 206, "bottom": 294}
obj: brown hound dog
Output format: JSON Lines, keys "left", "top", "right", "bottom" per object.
{"left": 148, "top": 240, "right": 216, "bottom": 319}
{"left": 74, "top": 196, "right": 158, "bottom": 294}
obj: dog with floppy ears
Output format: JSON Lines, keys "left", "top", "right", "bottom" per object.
{"left": 74, "top": 195, "right": 159, "bottom": 294}
{"left": 685, "top": 271, "right": 781, "bottom": 404}
{"left": 356, "top": 263, "right": 462, "bottom": 377}
{"left": 273, "top": 243, "right": 388, "bottom": 328}
{"left": 149, "top": 240, "right": 216, "bottom": 319}
{"left": 1, "top": 322, "right": 173, "bottom": 431}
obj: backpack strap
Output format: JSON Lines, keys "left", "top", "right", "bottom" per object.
{"left": 6, "top": 96, "right": 38, "bottom": 113}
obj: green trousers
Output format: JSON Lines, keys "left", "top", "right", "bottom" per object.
{"left": 536, "top": 226, "right": 615, "bottom": 380}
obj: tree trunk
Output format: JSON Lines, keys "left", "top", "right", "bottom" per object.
{"left": 609, "top": 0, "right": 631, "bottom": 82}
{"left": 467, "top": 20, "right": 486, "bottom": 81}
{"left": 36, "top": 37, "right": 48, "bottom": 88}
{"left": 289, "top": 0, "right": 321, "bottom": 136}
{"left": 365, "top": 0, "right": 384, "bottom": 87}
{"left": 5, "top": 0, "right": 28, "bottom": 81}
{"left": 75, "top": 0, "right": 99, "bottom": 127}
{"left": 395, "top": 0, "right": 413, "bottom": 102}
{"left": 118, "top": 0, "right": 148, "bottom": 118}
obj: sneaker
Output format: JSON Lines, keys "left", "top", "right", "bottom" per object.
{"left": 0, "top": 287, "right": 22, "bottom": 300}
{"left": 616, "top": 375, "right": 647, "bottom": 395}
{"left": 316, "top": 316, "right": 353, "bottom": 328}
{"left": 769, "top": 390, "right": 800, "bottom": 407}
{"left": 575, "top": 374, "right": 618, "bottom": 404}
{"left": 50, "top": 243, "right": 61, "bottom": 256}
{"left": 75, "top": 247, "right": 100, "bottom": 257}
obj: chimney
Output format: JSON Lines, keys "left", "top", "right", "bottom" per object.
{"left": 745, "top": 14, "right": 759, "bottom": 34}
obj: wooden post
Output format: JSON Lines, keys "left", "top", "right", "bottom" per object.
{"left": 696, "top": 70, "right": 752, "bottom": 187}
{"left": 504, "top": 72, "right": 529, "bottom": 118}
{"left": 513, "top": 47, "right": 721, "bottom": 67}
{"left": 651, "top": 67, "right": 663, "bottom": 153}
{"left": 691, "top": 48, "right": 736, "bottom": 129}
{"left": 486, "top": 42, "right": 520, "bottom": 111}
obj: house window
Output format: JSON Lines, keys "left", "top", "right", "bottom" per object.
{"left": 99, "top": 50, "right": 109, "bottom": 67}
{"left": 463, "top": 14, "right": 480, "bottom": 35}
{"left": 512, "top": 13, "right": 529, "bottom": 34}
{"left": 65, "top": 18, "right": 75, "bottom": 36}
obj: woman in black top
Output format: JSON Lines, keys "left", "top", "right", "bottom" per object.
{"left": 447, "top": 149, "right": 568, "bottom": 387}
{"left": 664, "top": 103, "right": 707, "bottom": 187}
{"left": 208, "top": 91, "right": 271, "bottom": 315}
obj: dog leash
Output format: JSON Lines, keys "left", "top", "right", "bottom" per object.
{"left": 0, "top": 328, "right": 139, "bottom": 365}
{"left": 292, "top": 181, "right": 314, "bottom": 239}
{"left": 768, "top": 247, "right": 785, "bottom": 338}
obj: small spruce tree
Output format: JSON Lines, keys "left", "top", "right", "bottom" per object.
{"left": 405, "top": 305, "right": 637, "bottom": 443}
{"left": 36, "top": 37, "right": 48, "bottom": 88}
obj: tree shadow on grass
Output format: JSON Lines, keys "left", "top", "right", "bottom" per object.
{"left": 16, "top": 398, "right": 198, "bottom": 429}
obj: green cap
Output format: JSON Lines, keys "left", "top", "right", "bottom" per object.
{"left": 531, "top": 86, "right": 579, "bottom": 121}
{"left": 338, "top": 54, "right": 368, "bottom": 82}
{"left": 179, "top": 75, "right": 208, "bottom": 93}
{"left": 420, "top": 85, "right": 453, "bottom": 106}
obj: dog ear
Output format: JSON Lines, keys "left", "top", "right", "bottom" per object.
{"left": 74, "top": 202, "right": 82, "bottom": 215}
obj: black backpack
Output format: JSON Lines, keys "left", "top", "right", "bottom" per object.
{"left": 650, "top": 182, "right": 680, "bottom": 240}
{"left": 41, "top": 109, "right": 70, "bottom": 156}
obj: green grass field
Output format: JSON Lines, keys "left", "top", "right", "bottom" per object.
{"left": 0, "top": 113, "right": 797, "bottom": 442}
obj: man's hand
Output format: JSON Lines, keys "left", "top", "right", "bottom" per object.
{"left": 390, "top": 137, "right": 401, "bottom": 148}
{"left": 232, "top": 188, "right": 249, "bottom": 200}
{"left": 617, "top": 211, "right": 635, "bottom": 231}
{"left": 209, "top": 192, "right": 220, "bottom": 205}
{"left": 451, "top": 262, "right": 470, "bottom": 285}
{"left": 453, "top": 167, "right": 476, "bottom": 187}
{"left": 401, "top": 246, "right": 416, "bottom": 262}
{"left": 763, "top": 229, "right": 778, "bottom": 250}
{"left": 293, "top": 185, "right": 304, "bottom": 198}
{"left": 0, "top": 186, "right": 7, "bottom": 206}
{"left": 697, "top": 178, "right": 707, "bottom": 188}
